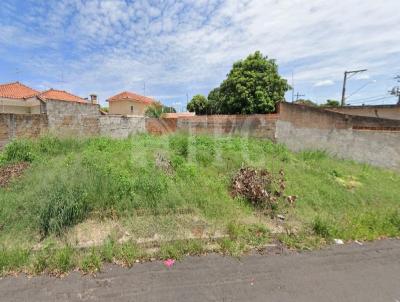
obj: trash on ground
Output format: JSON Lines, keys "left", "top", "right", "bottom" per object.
{"left": 277, "top": 214, "right": 285, "bottom": 221}
{"left": 334, "top": 239, "right": 344, "bottom": 245}
{"left": 163, "top": 259, "right": 175, "bottom": 268}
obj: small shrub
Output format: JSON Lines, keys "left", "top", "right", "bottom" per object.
{"left": 169, "top": 134, "right": 189, "bottom": 158}
{"left": 3, "top": 139, "right": 35, "bottom": 163}
{"left": 39, "top": 183, "right": 89, "bottom": 236}
{"left": 193, "top": 136, "right": 215, "bottom": 166}
{"left": 312, "top": 216, "right": 333, "bottom": 238}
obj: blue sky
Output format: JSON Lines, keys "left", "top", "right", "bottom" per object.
{"left": 1, "top": 0, "right": 400, "bottom": 109}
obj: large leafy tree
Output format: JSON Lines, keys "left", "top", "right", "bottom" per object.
{"left": 187, "top": 94, "right": 209, "bottom": 115}
{"left": 217, "top": 51, "right": 290, "bottom": 114}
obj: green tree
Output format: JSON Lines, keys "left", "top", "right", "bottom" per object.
{"left": 207, "top": 88, "right": 221, "bottom": 114}
{"left": 187, "top": 95, "right": 209, "bottom": 115}
{"left": 217, "top": 51, "right": 290, "bottom": 114}
{"left": 294, "top": 99, "right": 318, "bottom": 107}
{"left": 145, "top": 102, "right": 176, "bottom": 118}
{"left": 321, "top": 99, "right": 340, "bottom": 107}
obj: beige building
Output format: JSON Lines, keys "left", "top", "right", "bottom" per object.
{"left": 0, "top": 82, "right": 44, "bottom": 114}
{"left": 107, "top": 91, "right": 155, "bottom": 116}
{"left": 0, "top": 82, "right": 93, "bottom": 114}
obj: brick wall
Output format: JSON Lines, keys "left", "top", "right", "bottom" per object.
{"left": 276, "top": 102, "right": 400, "bottom": 170}
{"left": 145, "top": 118, "right": 177, "bottom": 135}
{"left": 99, "top": 115, "right": 146, "bottom": 138}
{"left": 46, "top": 100, "right": 100, "bottom": 137}
{"left": 175, "top": 114, "right": 279, "bottom": 139}
{"left": 0, "top": 113, "right": 48, "bottom": 148}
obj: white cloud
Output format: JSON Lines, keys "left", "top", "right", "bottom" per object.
{"left": 314, "top": 80, "right": 334, "bottom": 87}
{"left": 1, "top": 0, "right": 400, "bottom": 104}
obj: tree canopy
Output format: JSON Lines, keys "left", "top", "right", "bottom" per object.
{"left": 187, "top": 51, "right": 290, "bottom": 115}
{"left": 187, "top": 95, "right": 209, "bottom": 115}
{"left": 145, "top": 102, "right": 176, "bottom": 118}
{"left": 321, "top": 99, "right": 340, "bottom": 107}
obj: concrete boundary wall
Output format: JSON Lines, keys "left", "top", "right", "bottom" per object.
{"left": 276, "top": 103, "right": 400, "bottom": 170}
{"left": 328, "top": 104, "right": 400, "bottom": 120}
{"left": 175, "top": 114, "right": 279, "bottom": 140}
{"left": 99, "top": 115, "right": 146, "bottom": 138}
{"left": 46, "top": 100, "right": 100, "bottom": 137}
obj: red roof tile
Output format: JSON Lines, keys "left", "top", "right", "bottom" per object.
{"left": 107, "top": 91, "right": 155, "bottom": 105}
{"left": 38, "top": 89, "right": 86, "bottom": 103}
{"left": 0, "top": 82, "right": 40, "bottom": 99}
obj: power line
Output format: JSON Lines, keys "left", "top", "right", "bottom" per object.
{"left": 345, "top": 81, "right": 375, "bottom": 100}
{"left": 349, "top": 96, "right": 393, "bottom": 105}
{"left": 295, "top": 92, "right": 305, "bottom": 101}
{"left": 346, "top": 94, "right": 388, "bottom": 103}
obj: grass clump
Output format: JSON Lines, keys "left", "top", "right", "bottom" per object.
{"left": 158, "top": 239, "right": 205, "bottom": 260}
{"left": 80, "top": 248, "right": 101, "bottom": 273}
{"left": 220, "top": 222, "right": 270, "bottom": 256}
{"left": 38, "top": 183, "right": 89, "bottom": 236}
{"left": 0, "top": 247, "right": 29, "bottom": 275}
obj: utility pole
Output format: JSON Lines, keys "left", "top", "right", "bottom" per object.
{"left": 341, "top": 69, "right": 367, "bottom": 106}
{"left": 143, "top": 81, "right": 146, "bottom": 96}
{"left": 295, "top": 92, "right": 305, "bottom": 101}
{"left": 291, "top": 71, "right": 294, "bottom": 102}
{"left": 389, "top": 75, "right": 400, "bottom": 104}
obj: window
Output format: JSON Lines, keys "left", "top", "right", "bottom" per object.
{"left": 130, "top": 105, "right": 134, "bottom": 113}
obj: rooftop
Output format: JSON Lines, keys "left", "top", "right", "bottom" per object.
{"left": 0, "top": 82, "right": 40, "bottom": 99}
{"left": 39, "top": 89, "right": 86, "bottom": 103}
{"left": 107, "top": 91, "right": 155, "bottom": 105}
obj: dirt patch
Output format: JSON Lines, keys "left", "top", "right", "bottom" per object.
{"left": 0, "top": 162, "right": 29, "bottom": 187}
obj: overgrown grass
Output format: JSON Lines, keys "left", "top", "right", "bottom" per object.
{"left": 0, "top": 134, "right": 399, "bottom": 274}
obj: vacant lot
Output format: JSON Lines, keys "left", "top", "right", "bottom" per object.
{"left": 0, "top": 134, "right": 399, "bottom": 275}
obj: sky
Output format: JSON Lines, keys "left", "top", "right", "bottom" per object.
{"left": 1, "top": 0, "right": 400, "bottom": 109}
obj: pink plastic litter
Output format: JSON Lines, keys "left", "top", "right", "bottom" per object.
{"left": 163, "top": 259, "right": 175, "bottom": 268}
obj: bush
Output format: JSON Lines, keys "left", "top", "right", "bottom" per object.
{"left": 2, "top": 139, "right": 35, "bottom": 163}
{"left": 39, "top": 183, "right": 89, "bottom": 236}
{"left": 312, "top": 216, "right": 333, "bottom": 238}
{"left": 193, "top": 136, "right": 215, "bottom": 166}
{"left": 169, "top": 134, "right": 189, "bottom": 158}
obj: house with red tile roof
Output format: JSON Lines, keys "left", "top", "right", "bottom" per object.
{"left": 0, "top": 82, "right": 90, "bottom": 114}
{"left": 107, "top": 91, "right": 156, "bottom": 116}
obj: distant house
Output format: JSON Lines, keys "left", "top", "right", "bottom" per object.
{"left": 0, "top": 82, "right": 44, "bottom": 114}
{"left": 107, "top": 91, "right": 155, "bottom": 116}
{"left": 0, "top": 82, "right": 94, "bottom": 114}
